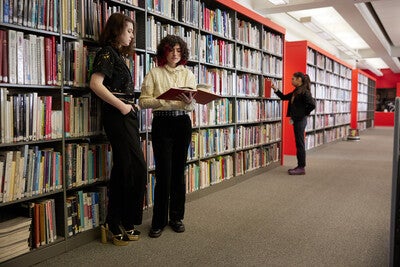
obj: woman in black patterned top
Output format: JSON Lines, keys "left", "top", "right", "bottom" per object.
{"left": 90, "top": 13, "right": 146, "bottom": 246}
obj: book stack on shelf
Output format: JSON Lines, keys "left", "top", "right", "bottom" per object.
{"left": 0, "top": 216, "right": 31, "bottom": 263}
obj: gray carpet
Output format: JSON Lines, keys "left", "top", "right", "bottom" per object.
{"left": 33, "top": 127, "right": 393, "bottom": 267}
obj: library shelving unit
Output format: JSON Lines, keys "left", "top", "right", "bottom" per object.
{"left": 283, "top": 40, "right": 352, "bottom": 155}
{"left": 351, "top": 69, "right": 376, "bottom": 131}
{"left": 0, "top": 0, "right": 285, "bottom": 266}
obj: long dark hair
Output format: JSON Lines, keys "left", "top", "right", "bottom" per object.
{"left": 293, "top": 72, "right": 311, "bottom": 94}
{"left": 99, "top": 13, "right": 135, "bottom": 57}
{"left": 156, "top": 35, "right": 189, "bottom": 67}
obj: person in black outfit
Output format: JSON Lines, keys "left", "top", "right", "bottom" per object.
{"left": 272, "top": 72, "right": 315, "bottom": 175}
{"left": 90, "top": 13, "right": 147, "bottom": 246}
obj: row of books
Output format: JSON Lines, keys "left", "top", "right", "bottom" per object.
{"left": 63, "top": 94, "right": 103, "bottom": 138}
{"left": 62, "top": 0, "right": 136, "bottom": 39}
{"left": 237, "top": 145, "right": 279, "bottom": 174}
{"left": 0, "top": 90, "right": 62, "bottom": 144}
{"left": 146, "top": 16, "right": 199, "bottom": 59}
{"left": 305, "top": 126, "right": 349, "bottom": 150}
{"left": 65, "top": 143, "right": 112, "bottom": 189}
{"left": 195, "top": 155, "right": 233, "bottom": 192}
{"left": 198, "top": 127, "right": 234, "bottom": 158}
{"left": 198, "top": 66, "right": 236, "bottom": 96}
{"left": 236, "top": 99, "right": 282, "bottom": 123}
{"left": 21, "top": 199, "right": 58, "bottom": 249}
{"left": 0, "top": 216, "right": 31, "bottom": 263}
{"left": 307, "top": 66, "right": 352, "bottom": 89}
{"left": 147, "top": 0, "right": 199, "bottom": 27}
{"left": 236, "top": 143, "right": 280, "bottom": 176}
{"left": 63, "top": 40, "right": 95, "bottom": 87}
{"left": 235, "top": 122, "right": 281, "bottom": 149}
{"left": 0, "top": 29, "right": 58, "bottom": 85}
{"left": 313, "top": 114, "right": 351, "bottom": 130}
{"left": 197, "top": 98, "right": 233, "bottom": 126}
{"left": 0, "top": 145, "right": 62, "bottom": 203}
{"left": 236, "top": 19, "right": 261, "bottom": 48}
{"left": 262, "top": 54, "right": 283, "bottom": 77}
{"left": 314, "top": 99, "right": 351, "bottom": 114}
{"left": 66, "top": 188, "right": 107, "bottom": 236}
{"left": 235, "top": 74, "right": 260, "bottom": 97}
{"left": 1, "top": 0, "right": 59, "bottom": 32}
{"left": 236, "top": 47, "right": 263, "bottom": 73}
{"left": 200, "top": 34, "right": 234, "bottom": 68}
{"left": 262, "top": 31, "right": 283, "bottom": 56}
{"left": 311, "top": 83, "right": 352, "bottom": 100}
{"left": 307, "top": 49, "right": 352, "bottom": 78}
{"left": 201, "top": 4, "right": 233, "bottom": 39}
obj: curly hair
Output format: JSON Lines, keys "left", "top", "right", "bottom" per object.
{"left": 156, "top": 35, "right": 189, "bottom": 66}
{"left": 99, "top": 13, "right": 135, "bottom": 57}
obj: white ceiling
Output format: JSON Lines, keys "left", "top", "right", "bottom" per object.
{"left": 235, "top": 0, "right": 400, "bottom": 74}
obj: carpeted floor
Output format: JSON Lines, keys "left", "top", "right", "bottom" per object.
{"left": 32, "top": 127, "right": 394, "bottom": 267}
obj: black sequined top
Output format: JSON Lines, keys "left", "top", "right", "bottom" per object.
{"left": 92, "top": 46, "right": 134, "bottom": 95}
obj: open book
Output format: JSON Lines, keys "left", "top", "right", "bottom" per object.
{"left": 156, "top": 84, "right": 222, "bottom": 105}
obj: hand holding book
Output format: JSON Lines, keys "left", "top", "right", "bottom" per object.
{"left": 156, "top": 84, "right": 222, "bottom": 105}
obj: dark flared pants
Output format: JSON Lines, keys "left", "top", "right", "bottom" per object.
{"left": 102, "top": 104, "right": 147, "bottom": 229}
{"left": 151, "top": 114, "right": 192, "bottom": 229}
{"left": 293, "top": 117, "right": 307, "bottom": 168}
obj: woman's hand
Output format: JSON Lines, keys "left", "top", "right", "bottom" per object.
{"left": 177, "top": 92, "right": 194, "bottom": 104}
{"left": 121, "top": 103, "right": 134, "bottom": 115}
{"left": 271, "top": 83, "right": 278, "bottom": 92}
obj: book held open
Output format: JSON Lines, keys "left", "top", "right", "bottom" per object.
{"left": 156, "top": 84, "right": 222, "bottom": 105}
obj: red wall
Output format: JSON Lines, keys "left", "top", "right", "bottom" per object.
{"left": 363, "top": 68, "right": 400, "bottom": 126}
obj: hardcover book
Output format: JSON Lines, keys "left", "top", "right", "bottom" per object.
{"left": 156, "top": 84, "right": 222, "bottom": 105}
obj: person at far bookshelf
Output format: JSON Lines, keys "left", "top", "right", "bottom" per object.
{"left": 139, "top": 35, "right": 196, "bottom": 238}
{"left": 272, "top": 72, "right": 315, "bottom": 175}
{"left": 89, "top": 13, "right": 147, "bottom": 246}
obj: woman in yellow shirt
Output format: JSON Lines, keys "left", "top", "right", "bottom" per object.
{"left": 139, "top": 35, "right": 196, "bottom": 238}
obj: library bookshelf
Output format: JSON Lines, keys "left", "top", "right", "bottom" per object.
{"left": 351, "top": 69, "right": 376, "bottom": 131}
{"left": 283, "top": 40, "right": 353, "bottom": 155}
{"left": 0, "top": 0, "right": 285, "bottom": 265}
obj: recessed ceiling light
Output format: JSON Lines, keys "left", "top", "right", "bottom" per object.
{"left": 268, "top": 0, "right": 289, "bottom": 6}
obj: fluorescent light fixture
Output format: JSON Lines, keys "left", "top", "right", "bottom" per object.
{"left": 300, "top": 16, "right": 361, "bottom": 60}
{"left": 268, "top": 0, "right": 288, "bottom": 5}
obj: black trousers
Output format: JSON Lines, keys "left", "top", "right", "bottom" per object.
{"left": 293, "top": 117, "right": 307, "bottom": 168}
{"left": 151, "top": 114, "right": 192, "bottom": 229}
{"left": 102, "top": 104, "right": 147, "bottom": 229}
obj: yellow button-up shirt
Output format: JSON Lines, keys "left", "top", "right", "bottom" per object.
{"left": 139, "top": 64, "right": 197, "bottom": 111}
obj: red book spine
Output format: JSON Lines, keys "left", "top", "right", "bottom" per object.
{"left": 64, "top": 95, "right": 71, "bottom": 137}
{"left": 264, "top": 79, "right": 272, "bottom": 98}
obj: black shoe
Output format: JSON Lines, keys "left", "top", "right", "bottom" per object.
{"left": 169, "top": 220, "right": 185, "bottom": 233}
{"left": 149, "top": 228, "right": 162, "bottom": 238}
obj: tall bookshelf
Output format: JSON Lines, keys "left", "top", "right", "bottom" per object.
{"left": 351, "top": 69, "right": 376, "bottom": 131}
{"left": 0, "top": 0, "right": 285, "bottom": 265}
{"left": 283, "top": 40, "right": 352, "bottom": 155}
